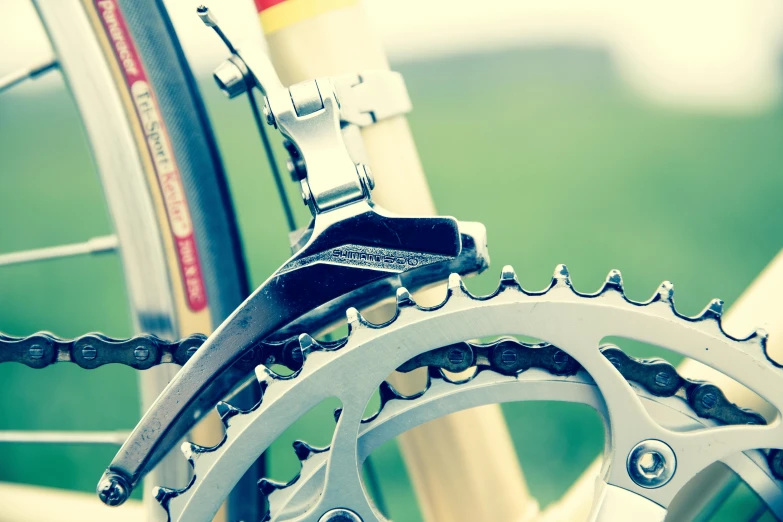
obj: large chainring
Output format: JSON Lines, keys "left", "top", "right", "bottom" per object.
{"left": 155, "top": 265, "right": 783, "bottom": 522}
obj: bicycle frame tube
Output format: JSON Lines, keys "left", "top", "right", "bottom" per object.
{"left": 255, "top": 1, "right": 539, "bottom": 520}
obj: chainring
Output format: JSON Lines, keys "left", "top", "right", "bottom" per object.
{"left": 155, "top": 265, "right": 783, "bottom": 522}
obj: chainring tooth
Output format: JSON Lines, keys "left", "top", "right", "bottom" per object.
{"left": 157, "top": 265, "right": 783, "bottom": 522}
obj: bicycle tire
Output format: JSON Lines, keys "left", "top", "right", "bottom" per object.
{"left": 29, "top": 1, "right": 255, "bottom": 520}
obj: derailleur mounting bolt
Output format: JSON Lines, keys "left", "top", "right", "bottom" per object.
{"left": 213, "top": 56, "right": 248, "bottom": 99}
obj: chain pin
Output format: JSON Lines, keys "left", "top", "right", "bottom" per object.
{"left": 501, "top": 349, "right": 517, "bottom": 365}
{"left": 82, "top": 345, "right": 97, "bottom": 360}
{"left": 654, "top": 371, "right": 671, "bottom": 388}
{"left": 28, "top": 344, "right": 44, "bottom": 360}
{"left": 701, "top": 392, "right": 718, "bottom": 410}
{"left": 448, "top": 348, "right": 465, "bottom": 365}
{"left": 134, "top": 346, "right": 150, "bottom": 362}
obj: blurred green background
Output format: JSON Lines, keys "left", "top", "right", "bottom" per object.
{"left": 1, "top": 47, "right": 782, "bottom": 520}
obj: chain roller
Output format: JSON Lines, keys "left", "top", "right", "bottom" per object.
{"left": 2, "top": 328, "right": 780, "bottom": 479}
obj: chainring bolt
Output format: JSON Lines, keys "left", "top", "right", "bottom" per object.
{"left": 134, "top": 346, "right": 150, "bottom": 361}
{"left": 186, "top": 346, "right": 199, "bottom": 360}
{"left": 82, "top": 345, "right": 97, "bottom": 361}
{"left": 627, "top": 439, "right": 676, "bottom": 488}
{"left": 318, "top": 508, "right": 363, "bottom": 522}
{"left": 28, "top": 344, "right": 43, "bottom": 360}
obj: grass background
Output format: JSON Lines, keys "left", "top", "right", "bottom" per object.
{"left": 1, "top": 47, "right": 782, "bottom": 520}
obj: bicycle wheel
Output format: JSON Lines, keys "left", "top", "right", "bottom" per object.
{"left": 1, "top": 0, "right": 249, "bottom": 519}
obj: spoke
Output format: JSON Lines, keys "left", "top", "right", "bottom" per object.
{"left": 0, "top": 234, "right": 118, "bottom": 267}
{"left": 0, "top": 430, "right": 129, "bottom": 445}
{"left": 0, "top": 57, "right": 58, "bottom": 94}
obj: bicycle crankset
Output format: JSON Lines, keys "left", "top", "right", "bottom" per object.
{"left": 156, "top": 266, "right": 783, "bottom": 522}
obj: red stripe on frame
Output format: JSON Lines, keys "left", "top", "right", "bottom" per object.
{"left": 255, "top": 0, "right": 287, "bottom": 12}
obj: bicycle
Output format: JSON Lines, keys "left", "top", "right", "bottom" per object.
{"left": 1, "top": 1, "right": 782, "bottom": 521}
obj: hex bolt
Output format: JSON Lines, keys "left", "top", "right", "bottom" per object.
{"left": 501, "top": 349, "right": 517, "bottom": 365}
{"left": 700, "top": 392, "right": 718, "bottom": 410}
{"left": 213, "top": 56, "right": 248, "bottom": 99}
{"left": 639, "top": 452, "right": 664, "bottom": 476}
{"left": 82, "top": 345, "right": 97, "bottom": 361}
{"left": 28, "top": 344, "right": 44, "bottom": 360}
{"left": 627, "top": 439, "right": 676, "bottom": 488}
{"left": 654, "top": 371, "right": 671, "bottom": 388}
{"left": 318, "top": 508, "right": 363, "bottom": 522}
{"left": 447, "top": 348, "right": 465, "bottom": 365}
{"left": 186, "top": 346, "right": 199, "bottom": 360}
{"left": 134, "top": 346, "right": 150, "bottom": 362}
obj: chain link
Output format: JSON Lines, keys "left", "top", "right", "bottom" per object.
{"left": 3, "top": 329, "right": 780, "bottom": 478}
{"left": 395, "top": 336, "right": 782, "bottom": 479}
{"left": 0, "top": 330, "right": 328, "bottom": 372}
{"left": 0, "top": 331, "right": 206, "bottom": 369}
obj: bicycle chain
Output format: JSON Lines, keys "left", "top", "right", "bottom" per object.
{"left": 0, "top": 331, "right": 207, "bottom": 370}
{"left": 394, "top": 336, "right": 782, "bottom": 479}
{"left": 2, "top": 328, "right": 780, "bottom": 478}
{"left": 0, "top": 331, "right": 316, "bottom": 371}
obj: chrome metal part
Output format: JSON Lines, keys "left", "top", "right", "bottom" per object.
{"left": 233, "top": 43, "right": 365, "bottom": 212}
{"left": 0, "top": 235, "right": 118, "bottom": 267}
{"left": 264, "top": 371, "right": 782, "bottom": 521}
{"left": 157, "top": 267, "right": 783, "bottom": 522}
{"left": 201, "top": 6, "right": 411, "bottom": 214}
{"left": 213, "top": 56, "right": 248, "bottom": 99}
{"left": 0, "top": 56, "right": 57, "bottom": 93}
{"left": 332, "top": 71, "right": 412, "bottom": 127}
{"left": 196, "top": 4, "right": 218, "bottom": 27}
{"left": 290, "top": 80, "right": 324, "bottom": 116}
{"left": 98, "top": 473, "right": 131, "bottom": 507}
{"left": 98, "top": 209, "right": 486, "bottom": 504}
{"left": 318, "top": 508, "right": 363, "bottom": 522}
{"left": 627, "top": 440, "right": 677, "bottom": 489}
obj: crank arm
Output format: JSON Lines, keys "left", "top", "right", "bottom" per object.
{"left": 97, "top": 201, "right": 487, "bottom": 505}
